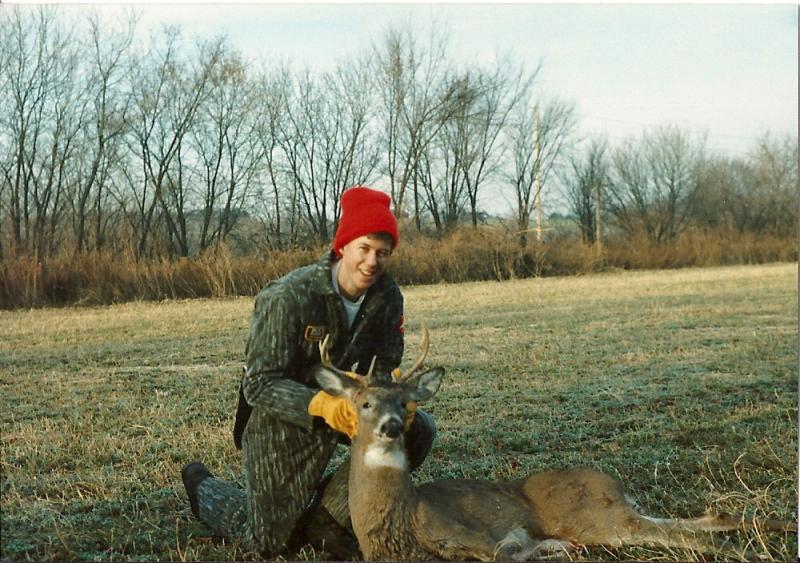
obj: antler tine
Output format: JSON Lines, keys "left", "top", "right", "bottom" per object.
{"left": 397, "top": 324, "right": 430, "bottom": 383}
{"left": 318, "top": 334, "right": 351, "bottom": 379}
{"left": 365, "top": 355, "right": 377, "bottom": 385}
{"left": 319, "top": 334, "right": 371, "bottom": 387}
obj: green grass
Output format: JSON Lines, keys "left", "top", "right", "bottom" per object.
{"left": 1, "top": 263, "right": 797, "bottom": 561}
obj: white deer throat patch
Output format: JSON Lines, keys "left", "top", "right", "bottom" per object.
{"left": 364, "top": 444, "right": 408, "bottom": 470}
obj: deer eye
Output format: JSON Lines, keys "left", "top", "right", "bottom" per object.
{"left": 362, "top": 402, "right": 371, "bottom": 409}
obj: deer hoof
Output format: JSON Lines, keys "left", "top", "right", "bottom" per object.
{"left": 523, "top": 539, "right": 580, "bottom": 561}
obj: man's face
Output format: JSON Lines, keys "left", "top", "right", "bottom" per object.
{"left": 337, "top": 234, "right": 393, "bottom": 299}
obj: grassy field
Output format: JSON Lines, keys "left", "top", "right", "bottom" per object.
{"left": 1, "top": 263, "right": 797, "bottom": 561}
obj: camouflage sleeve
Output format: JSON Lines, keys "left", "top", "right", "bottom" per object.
{"left": 372, "top": 289, "right": 405, "bottom": 382}
{"left": 242, "top": 285, "right": 317, "bottom": 431}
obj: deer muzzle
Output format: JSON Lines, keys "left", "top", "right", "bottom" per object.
{"left": 379, "top": 416, "right": 404, "bottom": 439}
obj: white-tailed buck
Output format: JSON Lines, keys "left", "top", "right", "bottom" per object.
{"left": 314, "top": 328, "right": 796, "bottom": 561}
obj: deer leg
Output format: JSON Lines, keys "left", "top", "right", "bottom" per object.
{"left": 652, "top": 512, "right": 797, "bottom": 533}
{"left": 496, "top": 528, "right": 579, "bottom": 561}
{"left": 614, "top": 514, "right": 729, "bottom": 551}
{"left": 525, "top": 538, "right": 580, "bottom": 559}
{"left": 418, "top": 523, "right": 499, "bottom": 561}
{"left": 614, "top": 513, "right": 759, "bottom": 552}
{"left": 415, "top": 503, "right": 505, "bottom": 561}
{"left": 613, "top": 510, "right": 797, "bottom": 551}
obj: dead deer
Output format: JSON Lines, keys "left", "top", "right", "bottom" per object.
{"left": 313, "top": 328, "right": 797, "bottom": 561}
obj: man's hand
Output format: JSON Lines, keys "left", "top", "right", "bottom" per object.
{"left": 308, "top": 371, "right": 359, "bottom": 438}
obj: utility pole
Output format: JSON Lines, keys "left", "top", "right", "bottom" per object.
{"left": 533, "top": 104, "right": 543, "bottom": 242}
{"left": 594, "top": 179, "right": 602, "bottom": 252}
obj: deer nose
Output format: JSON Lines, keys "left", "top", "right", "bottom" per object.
{"left": 380, "top": 417, "right": 403, "bottom": 439}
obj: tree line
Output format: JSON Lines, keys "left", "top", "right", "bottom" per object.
{"left": 1, "top": 6, "right": 796, "bottom": 262}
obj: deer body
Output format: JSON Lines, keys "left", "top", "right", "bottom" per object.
{"left": 348, "top": 435, "right": 755, "bottom": 561}
{"left": 314, "top": 332, "right": 796, "bottom": 560}
{"left": 348, "top": 435, "right": 541, "bottom": 560}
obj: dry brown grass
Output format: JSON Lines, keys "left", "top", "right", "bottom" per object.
{"left": 0, "top": 244, "right": 320, "bottom": 309}
{"left": 1, "top": 228, "right": 795, "bottom": 310}
{"left": 604, "top": 228, "right": 797, "bottom": 270}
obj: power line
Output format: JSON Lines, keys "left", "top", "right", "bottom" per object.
{"left": 580, "top": 113, "right": 781, "bottom": 143}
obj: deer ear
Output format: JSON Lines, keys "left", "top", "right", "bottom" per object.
{"left": 313, "top": 366, "right": 361, "bottom": 399}
{"left": 410, "top": 367, "right": 444, "bottom": 402}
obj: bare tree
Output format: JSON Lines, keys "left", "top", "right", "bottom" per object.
{"left": 694, "top": 133, "right": 798, "bottom": 237}
{"left": 415, "top": 150, "right": 444, "bottom": 232}
{"left": 1, "top": 6, "right": 78, "bottom": 255}
{"left": 0, "top": 7, "right": 41, "bottom": 254}
{"left": 417, "top": 127, "right": 468, "bottom": 233}
{"left": 277, "top": 69, "right": 332, "bottom": 242}
{"left": 0, "top": 7, "right": 93, "bottom": 254}
{"left": 691, "top": 154, "right": 741, "bottom": 231}
{"left": 188, "top": 48, "right": 263, "bottom": 252}
{"left": 506, "top": 96, "right": 577, "bottom": 246}
{"left": 458, "top": 61, "right": 533, "bottom": 227}
{"left": 418, "top": 63, "right": 530, "bottom": 234}
{"left": 71, "top": 12, "right": 135, "bottom": 253}
{"left": 607, "top": 126, "right": 706, "bottom": 244}
{"left": 744, "top": 133, "right": 797, "bottom": 235}
{"left": 372, "top": 24, "right": 471, "bottom": 220}
{"left": 277, "top": 62, "right": 378, "bottom": 245}
{"left": 30, "top": 34, "right": 84, "bottom": 257}
{"left": 0, "top": 11, "right": 11, "bottom": 258}
{"left": 562, "top": 136, "right": 610, "bottom": 244}
{"left": 323, "top": 61, "right": 381, "bottom": 232}
{"left": 123, "top": 27, "right": 222, "bottom": 257}
{"left": 252, "top": 65, "right": 293, "bottom": 248}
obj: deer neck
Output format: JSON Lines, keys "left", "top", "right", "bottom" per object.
{"left": 349, "top": 436, "right": 416, "bottom": 508}
{"left": 348, "top": 436, "right": 422, "bottom": 558}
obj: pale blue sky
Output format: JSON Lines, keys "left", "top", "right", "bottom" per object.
{"left": 58, "top": 1, "right": 798, "bottom": 161}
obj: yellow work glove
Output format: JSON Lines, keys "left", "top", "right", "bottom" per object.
{"left": 392, "top": 368, "right": 418, "bottom": 431}
{"left": 308, "top": 371, "right": 359, "bottom": 438}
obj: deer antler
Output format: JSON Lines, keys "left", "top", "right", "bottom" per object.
{"left": 319, "top": 334, "right": 370, "bottom": 386}
{"left": 395, "top": 324, "right": 430, "bottom": 383}
{"left": 365, "top": 355, "right": 377, "bottom": 381}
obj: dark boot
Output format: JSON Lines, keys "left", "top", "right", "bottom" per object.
{"left": 287, "top": 473, "right": 360, "bottom": 559}
{"left": 291, "top": 503, "right": 361, "bottom": 560}
{"left": 181, "top": 461, "right": 213, "bottom": 519}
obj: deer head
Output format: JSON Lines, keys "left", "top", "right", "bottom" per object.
{"left": 313, "top": 326, "right": 444, "bottom": 445}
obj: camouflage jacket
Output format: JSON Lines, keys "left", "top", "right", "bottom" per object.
{"left": 234, "top": 252, "right": 405, "bottom": 443}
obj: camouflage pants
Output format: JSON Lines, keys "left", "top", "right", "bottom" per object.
{"left": 195, "top": 405, "right": 436, "bottom": 555}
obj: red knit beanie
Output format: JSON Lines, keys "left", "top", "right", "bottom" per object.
{"left": 332, "top": 186, "right": 399, "bottom": 253}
